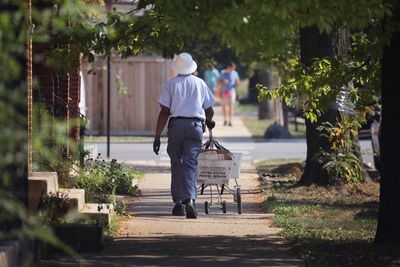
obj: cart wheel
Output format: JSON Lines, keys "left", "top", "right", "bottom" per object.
{"left": 205, "top": 201, "right": 209, "bottom": 214}
{"left": 222, "top": 200, "right": 227, "bottom": 213}
{"left": 236, "top": 187, "right": 242, "bottom": 214}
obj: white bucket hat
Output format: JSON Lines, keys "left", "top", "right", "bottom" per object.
{"left": 171, "top": 52, "right": 197, "bottom": 75}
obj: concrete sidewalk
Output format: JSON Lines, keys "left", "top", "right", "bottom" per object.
{"left": 210, "top": 106, "right": 253, "bottom": 138}
{"left": 39, "top": 108, "right": 301, "bottom": 266}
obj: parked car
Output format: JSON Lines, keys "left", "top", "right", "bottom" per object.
{"left": 359, "top": 98, "right": 382, "bottom": 139}
{"left": 370, "top": 110, "right": 381, "bottom": 171}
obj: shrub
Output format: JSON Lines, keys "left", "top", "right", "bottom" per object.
{"left": 316, "top": 118, "right": 364, "bottom": 184}
{"left": 37, "top": 192, "right": 70, "bottom": 224}
{"left": 69, "top": 155, "right": 142, "bottom": 205}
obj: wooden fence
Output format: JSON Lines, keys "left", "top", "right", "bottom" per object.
{"left": 82, "top": 56, "right": 173, "bottom": 135}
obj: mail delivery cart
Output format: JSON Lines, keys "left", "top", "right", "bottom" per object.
{"left": 197, "top": 129, "right": 242, "bottom": 214}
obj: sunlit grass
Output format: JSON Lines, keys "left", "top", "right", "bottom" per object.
{"left": 241, "top": 116, "right": 275, "bottom": 138}
{"left": 235, "top": 103, "right": 258, "bottom": 113}
{"left": 236, "top": 78, "right": 249, "bottom": 100}
{"left": 241, "top": 112, "right": 306, "bottom": 139}
{"left": 256, "top": 159, "right": 399, "bottom": 267}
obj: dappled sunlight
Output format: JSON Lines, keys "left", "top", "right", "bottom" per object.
{"left": 40, "top": 235, "right": 300, "bottom": 267}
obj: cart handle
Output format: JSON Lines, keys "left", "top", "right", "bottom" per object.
{"left": 203, "top": 128, "right": 229, "bottom": 151}
{"left": 208, "top": 128, "right": 214, "bottom": 149}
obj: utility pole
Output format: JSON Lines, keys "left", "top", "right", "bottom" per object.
{"left": 27, "top": 0, "right": 33, "bottom": 174}
{"left": 106, "top": 0, "right": 112, "bottom": 158}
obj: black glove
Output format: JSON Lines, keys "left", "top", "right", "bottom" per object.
{"left": 153, "top": 137, "right": 161, "bottom": 155}
{"left": 205, "top": 120, "right": 216, "bottom": 130}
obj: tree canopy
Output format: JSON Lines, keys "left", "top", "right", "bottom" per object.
{"left": 22, "top": 0, "right": 397, "bottom": 186}
{"left": 1, "top": 0, "right": 400, "bottom": 244}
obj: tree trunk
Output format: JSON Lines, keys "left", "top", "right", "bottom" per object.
{"left": 298, "top": 25, "right": 369, "bottom": 185}
{"left": 248, "top": 75, "right": 259, "bottom": 103}
{"left": 254, "top": 70, "right": 276, "bottom": 120}
{"left": 282, "top": 101, "right": 289, "bottom": 129}
{"left": 258, "top": 97, "right": 275, "bottom": 120}
{"left": 375, "top": 8, "right": 400, "bottom": 243}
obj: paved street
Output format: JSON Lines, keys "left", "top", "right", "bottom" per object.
{"left": 87, "top": 119, "right": 374, "bottom": 166}
{"left": 89, "top": 139, "right": 374, "bottom": 164}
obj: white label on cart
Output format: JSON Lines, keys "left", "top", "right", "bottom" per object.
{"left": 197, "top": 152, "right": 242, "bottom": 185}
{"left": 197, "top": 160, "right": 232, "bottom": 184}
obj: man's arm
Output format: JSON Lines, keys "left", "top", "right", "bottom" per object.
{"left": 205, "top": 106, "right": 215, "bottom": 129}
{"left": 155, "top": 106, "right": 171, "bottom": 138}
{"left": 153, "top": 106, "right": 170, "bottom": 155}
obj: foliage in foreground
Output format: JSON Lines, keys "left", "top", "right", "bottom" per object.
{"left": 0, "top": 191, "right": 81, "bottom": 261}
{"left": 257, "top": 159, "right": 400, "bottom": 266}
{"left": 316, "top": 118, "right": 364, "bottom": 184}
{"left": 69, "top": 155, "right": 143, "bottom": 205}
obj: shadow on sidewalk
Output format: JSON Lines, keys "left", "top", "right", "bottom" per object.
{"left": 39, "top": 235, "right": 300, "bottom": 267}
{"left": 125, "top": 164, "right": 171, "bottom": 174}
{"left": 126, "top": 188, "right": 264, "bottom": 218}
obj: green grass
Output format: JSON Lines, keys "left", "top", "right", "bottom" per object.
{"left": 104, "top": 213, "right": 125, "bottom": 242}
{"left": 288, "top": 120, "right": 307, "bottom": 138}
{"left": 241, "top": 116, "right": 275, "bottom": 138}
{"left": 236, "top": 78, "right": 249, "bottom": 100}
{"left": 257, "top": 159, "right": 400, "bottom": 267}
{"left": 235, "top": 103, "right": 259, "bottom": 113}
{"left": 241, "top": 113, "right": 306, "bottom": 139}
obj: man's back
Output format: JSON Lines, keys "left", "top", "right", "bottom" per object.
{"left": 159, "top": 74, "right": 214, "bottom": 119}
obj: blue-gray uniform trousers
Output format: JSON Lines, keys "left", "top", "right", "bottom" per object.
{"left": 167, "top": 117, "right": 203, "bottom": 204}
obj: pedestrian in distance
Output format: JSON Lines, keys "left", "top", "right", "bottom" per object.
{"left": 203, "top": 59, "right": 220, "bottom": 98}
{"left": 153, "top": 52, "right": 216, "bottom": 219}
{"left": 219, "top": 62, "right": 240, "bottom": 126}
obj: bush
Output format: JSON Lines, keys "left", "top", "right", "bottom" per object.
{"left": 37, "top": 192, "right": 70, "bottom": 224}
{"left": 316, "top": 119, "right": 364, "bottom": 184}
{"left": 69, "top": 155, "right": 142, "bottom": 205}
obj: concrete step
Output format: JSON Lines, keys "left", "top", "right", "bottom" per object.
{"left": 0, "top": 239, "right": 35, "bottom": 267}
{"left": 28, "top": 172, "right": 59, "bottom": 214}
{"left": 27, "top": 172, "right": 113, "bottom": 225}
{"left": 58, "top": 188, "right": 85, "bottom": 212}
{"left": 79, "top": 203, "right": 114, "bottom": 225}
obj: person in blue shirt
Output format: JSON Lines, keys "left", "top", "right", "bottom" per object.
{"left": 203, "top": 60, "right": 220, "bottom": 96}
{"left": 219, "top": 63, "right": 240, "bottom": 126}
{"left": 153, "top": 52, "right": 216, "bottom": 219}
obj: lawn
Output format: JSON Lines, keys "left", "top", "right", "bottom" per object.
{"left": 256, "top": 159, "right": 400, "bottom": 267}
{"left": 237, "top": 104, "right": 306, "bottom": 139}
{"left": 236, "top": 78, "right": 249, "bottom": 100}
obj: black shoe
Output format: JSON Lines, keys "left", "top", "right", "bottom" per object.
{"left": 228, "top": 122, "right": 232, "bottom": 126}
{"left": 172, "top": 203, "right": 185, "bottom": 216}
{"left": 224, "top": 120, "right": 227, "bottom": 126}
{"left": 184, "top": 199, "right": 197, "bottom": 219}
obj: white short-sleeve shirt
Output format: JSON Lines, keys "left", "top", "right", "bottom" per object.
{"left": 159, "top": 74, "right": 215, "bottom": 120}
